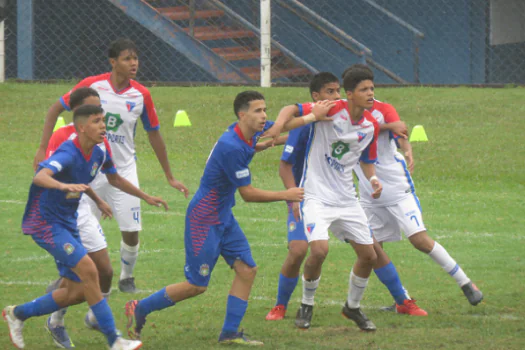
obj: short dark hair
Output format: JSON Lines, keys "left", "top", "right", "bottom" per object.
{"left": 69, "top": 87, "right": 100, "bottom": 110}
{"left": 233, "top": 91, "right": 265, "bottom": 119}
{"left": 108, "top": 38, "right": 138, "bottom": 59}
{"left": 73, "top": 104, "right": 104, "bottom": 124}
{"left": 343, "top": 64, "right": 374, "bottom": 91}
{"left": 309, "top": 72, "right": 339, "bottom": 97}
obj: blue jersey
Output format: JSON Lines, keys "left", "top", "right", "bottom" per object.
{"left": 22, "top": 138, "right": 117, "bottom": 233}
{"left": 189, "top": 121, "right": 274, "bottom": 224}
{"left": 280, "top": 124, "right": 311, "bottom": 186}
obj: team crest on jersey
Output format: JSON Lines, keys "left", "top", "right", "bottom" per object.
{"left": 105, "top": 112, "right": 124, "bottom": 132}
{"left": 357, "top": 132, "right": 366, "bottom": 142}
{"left": 306, "top": 223, "right": 315, "bottom": 233}
{"left": 63, "top": 243, "right": 75, "bottom": 255}
{"left": 90, "top": 162, "right": 99, "bottom": 176}
{"left": 289, "top": 221, "right": 296, "bottom": 232}
{"left": 126, "top": 101, "right": 136, "bottom": 112}
{"left": 66, "top": 191, "right": 81, "bottom": 199}
{"left": 331, "top": 141, "right": 350, "bottom": 160}
{"left": 199, "top": 264, "right": 210, "bottom": 277}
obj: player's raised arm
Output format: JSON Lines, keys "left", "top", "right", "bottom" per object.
{"left": 33, "top": 168, "right": 89, "bottom": 193}
{"left": 105, "top": 172, "right": 168, "bottom": 210}
{"left": 34, "top": 101, "right": 67, "bottom": 170}
{"left": 238, "top": 184, "right": 304, "bottom": 203}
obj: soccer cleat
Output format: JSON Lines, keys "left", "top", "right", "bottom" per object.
{"left": 294, "top": 303, "right": 313, "bottom": 329}
{"left": 379, "top": 303, "right": 396, "bottom": 312}
{"left": 125, "top": 300, "right": 146, "bottom": 340}
{"left": 45, "top": 317, "right": 75, "bottom": 348}
{"left": 342, "top": 302, "right": 376, "bottom": 331}
{"left": 3, "top": 306, "right": 25, "bottom": 349}
{"left": 110, "top": 337, "right": 143, "bottom": 350}
{"left": 119, "top": 278, "right": 137, "bottom": 294}
{"left": 45, "top": 278, "right": 63, "bottom": 294}
{"left": 461, "top": 282, "right": 483, "bottom": 306}
{"left": 265, "top": 305, "right": 286, "bottom": 321}
{"left": 84, "top": 313, "right": 101, "bottom": 333}
{"left": 218, "top": 330, "right": 263, "bottom": 346}
{"left": 396, "top": 299, "right": 428, "bottom": 316}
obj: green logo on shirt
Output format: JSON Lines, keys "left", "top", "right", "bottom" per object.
{"left": 105, "top": 112, "right": 123, "bottom": 132}
{"left": 331, "top": 141, "right": 350, "bottom": 160}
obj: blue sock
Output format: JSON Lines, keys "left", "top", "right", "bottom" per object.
{"left": 137, "top": 287, "right": 176, "bottom": 318}
{"left": 221, "top": 295, "right": 248, "bottom": 334}
{"left": 14, "top": 292, "right": 60, "bottom": 321}
{"left": 90, "top": 299, "right": 118, "bottom": 347}
{"left": 374, "top": 262, "right": 408, "bottom": 306}
{"left": 276, "top": 274, "right": 299, "bottom": 308}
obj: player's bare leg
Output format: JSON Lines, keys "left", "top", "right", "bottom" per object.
{"left": 267, "top": 240, "right": 308, "bottom": 321}
{"left": 120, "top": 231, "right": 139, "bottom": 293}
{"left": 408, "top": 231, "right": 483, "bottom": 305}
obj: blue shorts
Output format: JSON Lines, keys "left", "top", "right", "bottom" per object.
{"left": 31, "top": 223, "right": 87, "bottom": 282}
{"left": 184, "top": 213, "right": 256, "bottom": 287}
{"left": 287, "top": 202, "right": 307, "bottom": 242}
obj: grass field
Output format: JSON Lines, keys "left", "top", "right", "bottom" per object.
{"left": 0, "top": 83, "right": 524, "bottom": 349}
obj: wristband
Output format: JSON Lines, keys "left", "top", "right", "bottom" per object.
{"left": 303, "top": 113, "right": 316, "bottom": 124}
{"left": 369, "top": 175, "right": 379, "bottom": 183}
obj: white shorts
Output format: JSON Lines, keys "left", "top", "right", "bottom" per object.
{"left": 302, "top": 198, "right": 373, "bottom": 245}
{"left": 77, "top": 196, "right": 107, "bottom": 253}
{"left": 363, "top": 195, "right": 426, "bottom": 243}
{"left": 88, "top": 162, "right": 142, "bottom": 232}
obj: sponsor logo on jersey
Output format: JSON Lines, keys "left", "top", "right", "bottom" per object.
{"left": 106, "top": 132, "right": 126, "bottom": 145}
{"left": 284, "top": 145, "right": 294, "bottom": 153}
{"left": 333, "top": 124, "right": 344, "bottom": 133}
{"left": 289, "top": 221, "right": 296, "bottom": 232}
{"left": 331, "top": 141, "right": 350, "bottom": 160}
{"left": 235, "top": 169, "right": 250, "bottom": 179}
{"left": 357, "top": 132, "right": 366, "bottom": 142}
{"left": 325, "top": 154, "right": 345, "bottom": 173}
{"left": 90, "top": 162, "right": 99, "bottom": 176}
{"left": 63, "top": 243, "right": 75, "bottom": 255}
{"left": 199, "top": 264, "right": 210, "bottom": 277}
{"left": 306, "top": 223, "right": 315, "bottom": 233}
{"left": 105, "top": 112, "right": 124, "bottom": 132}
{"left": 49, "top": 160, "right": 63, "bottom": 172}
{"left": 126, "top": 101, "right": 136, "bottom": 112}
{"left": 66, "top": 192, "right": 81, "bottom": 199}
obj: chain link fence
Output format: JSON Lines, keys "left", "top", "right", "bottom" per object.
{"left": 3, "top": 0, "right": 525, "bottom": 84}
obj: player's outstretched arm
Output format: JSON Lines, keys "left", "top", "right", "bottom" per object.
{"left": 105, "top": 172, "right": 169, "bottom": 210}
{"left": 255, "top": 135, "right": 289, "bottom": 152}
{"left": 147, "top": 130, "right": 189, "bottom": 198}
{"left": 359, "top": 162, "right": 382, "bottom": 199}
{"left": 279, "top": 160, "right": 301, "bottom": 220}
{"left": 397, "top": 137, "right": 414, "bottom": 174}
{"left": 381, "top": 121, "right": 408, "bottom": 139}
{"left": 84, "top": 187, "right": 113, "bottom": 219}
{"left": 238, "top": 184, "right": 304, "bottom": 203}
{"left": 34, "top": 101, "right": 66, "bottom": 170}
{"left": 33, "top": 168, "right": 89, "bottom": 193}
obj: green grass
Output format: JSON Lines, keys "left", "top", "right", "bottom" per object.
{"left": 1, "top": 83, "right": 524, "bottom": 349}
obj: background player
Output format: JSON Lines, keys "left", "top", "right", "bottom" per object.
{"left": 124, "top": 91, "right": 332, "bottom": 346}
{"left": 3, "top": 105, "right": 167, "bottom": 349}
{"left": 33, "top": 38, "right": 189, "bottom": 293}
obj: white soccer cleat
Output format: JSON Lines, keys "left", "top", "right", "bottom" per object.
{"left": 3, "top": 306, "right": 25, "bottom": 349}
{"left": 110, "top": 337, "right": 143, "bottom": 350}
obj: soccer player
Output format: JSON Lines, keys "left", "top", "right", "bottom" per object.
{"left": 265, "top": 72, "right": 341, "bottom": 321}
{"left": 347, "top": 65, "right": 483, "bottom": 307}
{"left": 124, "top": 91, "right": 332, "bottom": 346}
{"left": 33, "top": 38, "right": 189, "bottom": 293}
{"left": 43, "top": 87, "right": 116, "bottom": 348}
{"left": 3, "top": 104, "right": 168, "bottom": 349}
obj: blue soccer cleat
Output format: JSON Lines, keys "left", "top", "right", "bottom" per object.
{"left": 218, "top": 330, "right": 263, "bottom": 346}
{"left": 45, "top": 316, "right": 75, "bottom": 348}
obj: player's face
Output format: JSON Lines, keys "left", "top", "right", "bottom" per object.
{"left": 111, "top": 49, "right": 139, "bottom": 79}
{"left": 313, "top": 82, "right": 341, "bottom": 102}
{"left": 83, "top": 113, "right": 107, "bottom": 144}
{"left": 240, "top": 100, "right": 267, "bottom": 132}
{"left": 346, "top": 79, "right": 374, "bottom": 109}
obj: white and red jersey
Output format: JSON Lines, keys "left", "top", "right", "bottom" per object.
{"left": 355, "top": 99, "right": 415, "bottom": 207}
{"left": 298, "top": 99, "right": 379, "bottom": 206}
{"left": 59, "top": 73, "right": 159, "bottom": 169}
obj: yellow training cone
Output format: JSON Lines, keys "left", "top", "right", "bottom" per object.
{"left": 53, "top": 116, "right": 66, "bottom": 132}
{"left": 174, "top": 110, "right": 192, "bottom": 127}
{"left": 409, "top": 125, "right": 428, "bottom": 142}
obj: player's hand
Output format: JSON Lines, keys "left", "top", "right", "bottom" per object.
{"left": 59, "top": 183, "right": 90, "bottom": 193}
{"left": 404, "top": 149, "right": 414, "bottom": 174}
{"left": 255, "top": 139, "right": 272, "bottom": 152}
{"left": 292, "top": 201, "right": 302, "bottom": 221}
{"left": 312, "top": 100, "right": 336, "bottom": 121}
{"left": 33, "top": 147, "right": 46, "bottom": 171}
{"left": 260, "top": 123, "right": 284, "bottom": 147}
{"left": 370, "top": 178, "right": 383, "bottom": 199}
{"left": 145, "top": 195, "right": 169, "bottom": 211}
{"left": 96, "top": 200, "right": 113, "bottom": 220}
{"left": 284, "top": 187, "right": 304, "bottom": 202}
{"left": 389, "top": 121, "right": 408, "bottom": 139}
{"left": 168, "top": 178, "right": 190, "bottom": 198}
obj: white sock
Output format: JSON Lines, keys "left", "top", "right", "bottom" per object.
{"left": 428, "top": 242, "right": 470, "bottom": 287}
{"left": 403, "top": 286, "right": 411, "bottom": 300}
{"left": 301, "top": 275, "right": 321, "bottom": 306}
{"left": 87, "top": 292, "right": 110, "bottom": 324}
{"left": 347, "top": 270, "right": 369, "bottom": 309}
{"left": 49, "top": 307, "right": 67, "bottom": 327}
{"left": 120, "top": 241, "right": 139, "bottom": 280}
